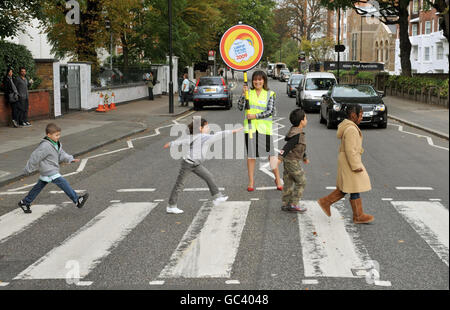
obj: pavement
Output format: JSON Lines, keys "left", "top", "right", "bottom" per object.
{"left": 0, "top": 94, "right": 193, "bottom": 187}
{"left": 383, "top": 96, "right": 449, "bottom": 140}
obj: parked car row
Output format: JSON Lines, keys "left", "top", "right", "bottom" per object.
{"left": 282, "top": 71, "right": 388, "bottom": 129}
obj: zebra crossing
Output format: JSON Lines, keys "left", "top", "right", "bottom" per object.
{"left": 0, "top": 197, "right": 448, "bottom": 288}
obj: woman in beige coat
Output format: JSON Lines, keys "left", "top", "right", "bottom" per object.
{"left": 317, "top": 104, "right": 374, "bottom": 224}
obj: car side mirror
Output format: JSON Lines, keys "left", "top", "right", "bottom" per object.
{"left": 377, "top": 91, "right": 385, "bottom": 98}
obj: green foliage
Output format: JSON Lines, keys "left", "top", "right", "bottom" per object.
{"left": 356, "top": 71, "right": 376, "bottom": 82}
{"left": 0, "top": 41, "right": 40, "bottom": 89}
{"left": 387, "top": 75, "right": 449, "bottom": 97}
{"left": 0, "top": 1, "right": 41, "bottom": 39}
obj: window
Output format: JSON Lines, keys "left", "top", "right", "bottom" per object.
{"left": 425, "top": 21, "right": 432, "bottom": 34}
{"left": 352, "top": 33, "right": 358, "bottom": 61}
{"left": 332, "top": 85, "right": 378, "bottom": 97}
{"left": 413, "top": 0, "right": 419, "bottom": 13}
{"left": 423, "top": 0, "right": 431, "bottom": 11}
{"left": 437, "top": 43, "right": 444, "bottom": 60}
{"left": 412, "top": 46, "right": 419, "bottom": 61}
{"left": 424, "top": 47, "right": 430, "bottom": 61}
{"left": 412, "top": 24, "right": 418, "bottom": 36}
{"left": 305, "top": 78, "right": 336, "bottom": 91}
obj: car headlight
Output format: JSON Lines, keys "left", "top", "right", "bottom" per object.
{"left": 374, "top": 104, "right": 385, "bottom": 111}
{"left": 333, "top": 103, "right": 341, "bottom": 111}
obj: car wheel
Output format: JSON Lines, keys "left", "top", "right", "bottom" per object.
{"left": 225, "top": 101, "right": 232, "bottom": 110}
{"left": 326, "top": 111, "right": 335, "bottom": 129}
{"left": 378, "top": 121, "right": 387, "bottom": 129}
{"left": 319, "top": 108, "right": 326, "bottom": 124}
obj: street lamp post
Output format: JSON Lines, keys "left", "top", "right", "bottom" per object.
{"left": 168, "top": 0, "right": 174, "bottom": 114}
{"left": 337, "top": 8, "right": 341, "bottom": 83}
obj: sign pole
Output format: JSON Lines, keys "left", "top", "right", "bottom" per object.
{"left": 243, "top": 71, "right": 253, "bottom": 139}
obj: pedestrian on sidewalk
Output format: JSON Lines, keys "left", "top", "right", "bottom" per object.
{"left": 14, "top": 67, "right": 33, "bottom": 127}
{"left": 2, "top": 67, "right": 20, "bottom": 128}
{"left": 146, "top": 72, "right": 154, "bottom": 101}
{"left": 163, "top": 117, "right": 243, "bottom": 214}
{"left": 180, "top": 73, "right": 190, "bottom": 107}
{"left": 238, "top": 70, "right": 282, "bottom": 192}
{"left": 278, "top": 108, "right": 309, "bottom": 212}
{"left": 17, "top": 123, "right": 89, "bottom": 214}
{"left": 317, "top": 104, "right": 374, "bottom": 224}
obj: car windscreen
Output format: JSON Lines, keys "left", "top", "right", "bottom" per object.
{"left": 198, "top": 78, "right": 223, "bottom": 86}
{"left": 290, "top": 77, "right": 303, "bottom": 85}
{"left": 332, "top": 85, "right": 378, "bottom": 97}
{"left": 305, "top": 78, "right": 336, "bottom": 90}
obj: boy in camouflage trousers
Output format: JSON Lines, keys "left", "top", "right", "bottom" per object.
{"left": 278, "top": 109, "right": 309, "bottom": 212}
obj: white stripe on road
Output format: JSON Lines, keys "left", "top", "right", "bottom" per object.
{"left": 0, "top": 191, "right": 27, "bottom": 195}
{"left": 149, "top": 280, "right": 165, "bottom": 285}
{"left": 159, "top": 201, "right": 251, "bottom": 278}
{"left": 382, "top": 198, "right": 393, "bottom": 201}
{"left": 0, "top": 282, "right": 10, "bottom": 287}
{"left": 391, "top": 201, "right": 449, "bottom": 266}
{"left": 116, "top": 189, "right": 156, "bottom": 192}
{"left": 396, "top": 187, "right": 434, "bottom": 190}
{"left": 326, "top": 186, "right": 337, "bottom": 190}
{"left": 0, "top": 205, "right": 60, "bottom": 244}
{"left": 225, "top": 280, "right": 240, "bottom": 285}
{"left": 297, "top": 201, "right": 382, "bottom": 279}
{"left": 302, "top": 279, "right": 319, "bottom": 285}
{"left": 49, "top": 190, "right": 86, "bottom": 194}
{"left": 429, "top": 199, "right": 442, "bottom": 201}
{"left": 14, "top": 202, "right": 158, "bottom": 280}
{"left": 183, "top": 188, "right": 225, "bottom": 192}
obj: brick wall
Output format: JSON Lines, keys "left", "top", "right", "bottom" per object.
{"left": 0, "top": 90, "right": 51, "bottom": 126}
{"left": 35, "top": 62, "right": 54, "bottom": 90}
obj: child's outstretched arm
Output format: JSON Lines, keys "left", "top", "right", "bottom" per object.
{"left": 60, "top": 148, "right": 75, "bottom": 163}
{"left": 206, "top": 127, "right": 243, "bottom": 144}
{"left": 164, "top": 136, "right": 192, "bottom": 149}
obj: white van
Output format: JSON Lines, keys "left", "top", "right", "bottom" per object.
{"left": 267, "top": 63, "right": 275, "bottom": 77}
{"left": 296, "top": 72, "right": 337, "bottom": 111}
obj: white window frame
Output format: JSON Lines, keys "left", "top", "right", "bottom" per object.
{"left": 412, "top": 24, "right": 418, "bottom": 36}
{"left": 413, "top": 0, "right": 419, "bottom": 14}
{"left": 425, "top": 21, "right": 432, "bottom": 34}
{"left": 424, "top": 46, "right": 430, "bottom": 61}
{"left": 437, "top": 43, "right": 444, "bottom": 60}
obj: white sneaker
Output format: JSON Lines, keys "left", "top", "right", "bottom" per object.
{"left": 166, "top": 206, "right": 184, "bottom": 214}
{"left": 213, "top": 193, "right": 229, "bottom": 206}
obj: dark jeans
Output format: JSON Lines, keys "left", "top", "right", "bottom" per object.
{"left": 181, "top": 92, "right": 189, "bottom": 106}
{"left": 10, "top": 102, "right": 19, "bottom": 122}
{"left": 148, "top": 87, "right": 154, "bottom": 100}
{"left": 341, "top": 191, "right": 360, "bottom": 200}
{"left": 23, "top": 177, "right": 79, "bottom": 205}
{"left": 17, "top": 98, "right": 29, "bottom": 124}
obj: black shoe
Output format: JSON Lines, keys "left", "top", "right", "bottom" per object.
{"left": 76, "top": 193, "right": 89, "bottom": 208}
{"left": 21, "top": 123, "right": 30, "bottom": 127}
{"left": 25, "top": 122, "right": 32, "bottom": 126}
{"left": 18, "top": 200, "right": 32, "bottom": 214}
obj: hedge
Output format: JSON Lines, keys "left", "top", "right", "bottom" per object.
{"left": 386, "top": 75, "right": 449, "bottom": 98}
{"left": 0, "top": 40, "right": 41, "bottom": 90}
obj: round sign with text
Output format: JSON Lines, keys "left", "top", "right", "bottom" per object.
{"left": 220, "top": 24, "right": 264, "bottom": 71}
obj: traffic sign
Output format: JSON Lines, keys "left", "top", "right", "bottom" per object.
{"left": 219, "top": 24, "right": 264, "bottom": 72}
{"left": 208, "top": 50, "right": 215, "bottom": 61}
{"left": 335, "top": 44, "right": 346, "bottom": 52}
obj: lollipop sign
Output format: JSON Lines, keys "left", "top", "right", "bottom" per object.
{"left": 220, "top": 24, "right": 263, "bottom": 71}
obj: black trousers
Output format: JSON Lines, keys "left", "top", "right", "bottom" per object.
{"left": 10, "top": 102, "right": 19, "bottom": 122}
{"left": 17, "top": 98, "right": 29, "bottom": 124}
{"left": 148, "top": 87, "right": 154, "bottom": 100}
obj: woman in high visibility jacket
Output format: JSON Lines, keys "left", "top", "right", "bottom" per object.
{"left": 238, "top": 70, "right": 282, "bottom": 192}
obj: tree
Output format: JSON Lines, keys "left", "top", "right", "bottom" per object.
{"left": 39, "top": 0, "right": 108, "bottom": 73}
{"left": 281, "top": 0, "right": 328, "bottom": 43}
{"left": 300, "top": 36, "right": 335, "bottom": 62}
{"left": 0, "top": 1, "right": 41, "bottom": 39}
{"left": 321, "top": 0, "right": 414, "bottom": 77}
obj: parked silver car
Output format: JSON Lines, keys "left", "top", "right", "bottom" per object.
{"left": 192, "top": 76, "right": 233, "bottom": 110}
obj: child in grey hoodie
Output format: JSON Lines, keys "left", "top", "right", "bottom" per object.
{"left": 18, "top": 123, "right": 89, "bottom": 213}
{"left": 163, "top": 117, "right": 242, "bottom": 214}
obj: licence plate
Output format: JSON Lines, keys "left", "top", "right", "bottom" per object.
{"left": 316, "top": 102, "right": 321, "bottom": 106}
{"left": 205, "top": 88, "right": 216, "bottom": 93}
{"left": 363, "top": 111, "right": 373, "bottom": 117}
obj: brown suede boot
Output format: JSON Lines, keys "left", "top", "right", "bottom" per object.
{"left": 350, "top": 198, "right": 374, "bottom": 224}
{"left": 317, "top": 189, "right": 345, "bottom": 217}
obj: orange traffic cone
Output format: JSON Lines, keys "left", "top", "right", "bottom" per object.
{"left": 96, "top": 93, "right": 107, "bottom": 112}
{"left": 109, "top": 92, "right": 117, "bottom": 110}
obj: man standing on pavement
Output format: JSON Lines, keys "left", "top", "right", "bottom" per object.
{"left": 146, "top": 72, "right": 154, "bottom": 101}
{"left": 15, "top": 67, "right": 33, "bottom": 127}
{"left": 181, "top": 73, "right": 190, "bottom": 107}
